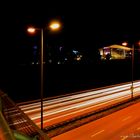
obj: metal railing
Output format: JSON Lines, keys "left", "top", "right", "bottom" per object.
{"left": 0, "top": 111, "right": 15, "bottom": 140}
{"left": 0, "top": 90, "right": 50, "bottom": 140}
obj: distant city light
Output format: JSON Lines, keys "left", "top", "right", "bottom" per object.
{"left": 49, "top": 60, "right": 52, "bottom": 63}
{"left": 76, "top": 55, "right": 82, "bottom": 61}
{"left": 33, "top": 46, "right": 38, "bottom": 49}
{"left": 58, "top": 61, "right": 61, "bottom": 64}
{"left": 72, "top": 50, "right": 78, "bottom": 54}
{"left": 59, "top": 46, "right": 63, "bottom": 52}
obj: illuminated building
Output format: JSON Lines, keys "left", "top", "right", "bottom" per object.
{"left": 99, "top": 44, "right": 132, "bottom": 60}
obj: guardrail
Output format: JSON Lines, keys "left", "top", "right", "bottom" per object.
{"left": 0, "top": 111, "right": 15, "bottom": 140}
{"left": 0, "top": 90, "right": 50, "bottom": 140}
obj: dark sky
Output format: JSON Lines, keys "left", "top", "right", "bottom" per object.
{"left": 3, "top": 2, "right": 140, "bottom": 44}
{"left": 1, "top": 1, "right": 140, "bottom": 64}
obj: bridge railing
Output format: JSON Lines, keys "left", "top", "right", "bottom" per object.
{"left": 0, "top": 90, "right": 50, "bottom": 140}
{"left": 0, "top": 111, "right": 16, "bottom": 140}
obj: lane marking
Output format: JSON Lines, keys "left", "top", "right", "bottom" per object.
{"left": 121, "top": 135, "right": 128, "bottom": 140}
{"left": 122, "top": 116, "right": 132, "bottom": 121}
{"left": 91, "top": 130, "right": 105, "bottom": 137}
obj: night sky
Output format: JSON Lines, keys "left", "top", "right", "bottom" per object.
{"left": 1, "top": 1, "right": 140, "bottom": 65}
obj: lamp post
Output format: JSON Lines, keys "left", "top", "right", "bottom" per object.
{"left": 27, "top": 21, "right": 61, "bottom": 130}
{"left": 131, "top": 44, "right": 134, "bottom": 99}
{"left": 122, "top": 42, "right": 134, "bottom": 99}
{"left": 40, "top": 28, "right": 44, "bottom": 130}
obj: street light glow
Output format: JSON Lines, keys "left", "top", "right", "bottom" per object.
{"left": 137, "top": 41, "right": 140, "bottom": 46}
{"left": 122, "top": 42, "right": 128, "bottom": 46}
{"left": 49, "top": 22, "right": 61, "bottom": 30}
{"left": 27, "top": 27, "right": 36, "bottom": 33}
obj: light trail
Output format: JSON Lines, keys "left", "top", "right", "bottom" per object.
{"left": 20, "top": 81, "right": 140, "bottom": 113}
{"left": 19, "top": 82, "right": 136, "bottom": 109}
{"left": 16, "top": 80, "right": 140, "bottom": 128}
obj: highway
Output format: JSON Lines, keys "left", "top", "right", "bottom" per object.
{"left": 18, "top": 81, "right": 140, "bottom": 128}
{"left": 52, "top": 101, "right": 140, "bottom": 140}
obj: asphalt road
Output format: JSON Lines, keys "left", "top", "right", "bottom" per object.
{"left": 52, "top": 101, "right": 140, "bottom": 140}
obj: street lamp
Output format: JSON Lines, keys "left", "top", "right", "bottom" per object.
{"left": 122, "top": 42, "right": 128, "bottom": 46}
{"left": 131, "top": 44, "right": 134, "bottom": 99}
{"left": 27, "top": 21, "right": 61, "bottom": 130}
{"left": 122, "top": 42, "right": 134, "bottom": 99}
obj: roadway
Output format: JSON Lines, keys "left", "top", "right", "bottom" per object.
{"left": 52, "top": 101, "right": 140, "bottom": 140}
{"left": 18, "top": 81, "right": 140, "bottom": 128}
